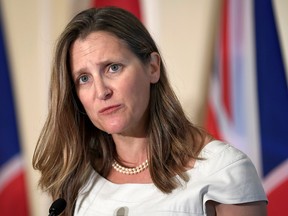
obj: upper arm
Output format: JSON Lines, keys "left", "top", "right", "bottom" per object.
{"left": 208, "top": 201, "right": 267, "bottom": 216}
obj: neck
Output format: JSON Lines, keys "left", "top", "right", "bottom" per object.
{"left": 112, "top": 135, "right": 148, "bottom": 165}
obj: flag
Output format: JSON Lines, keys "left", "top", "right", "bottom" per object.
{"left": 0, "top": 6, "right": 30, "bottom": 216}
{"left": 91, "top": 0, "right": 141, "bottom": 20}
{"left": 205, "top": 0, "right": 288, "bottom": 215}
{"left": 254, "top": 0, "right": 288, "bottom": 214}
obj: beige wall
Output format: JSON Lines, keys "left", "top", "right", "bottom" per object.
{"left": 273, "top": 0, "right": 288, "bottom": 83}
{"left": 1, "top": 0, "right": 287, "bottom": 215}
{"left": 158, "top": 0, "right": 220, "bottom": 124}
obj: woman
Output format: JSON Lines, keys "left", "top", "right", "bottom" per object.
{"left": 33, "top": 7, "right": 267, "bottom": 215}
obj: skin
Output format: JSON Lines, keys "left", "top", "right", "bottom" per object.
{"left": 70, "top": 31, "right": 160, "bottom": 177}
{"left": 206, "top": 201, "right": 267, "bottom": 216}
{"left": 70, "top": 31, "right": 267, "bottom": 215}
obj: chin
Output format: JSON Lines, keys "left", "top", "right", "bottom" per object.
{"left": 98, "top": 119, "right": 135, "bottom": 135}
{"left": 102, "top": 125, "right": 127, "bottom": 135}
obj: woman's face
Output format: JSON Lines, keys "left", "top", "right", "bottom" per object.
{"left": 70, "top": 31, "right": 160, "bottom": 136}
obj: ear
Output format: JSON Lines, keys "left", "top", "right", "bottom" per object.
{"left": 148, "top": 52, "right": 161, "bottom": 84}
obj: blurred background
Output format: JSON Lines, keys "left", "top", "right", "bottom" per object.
{"left": 0, "top": 0, "right": 287, "bottom": 215}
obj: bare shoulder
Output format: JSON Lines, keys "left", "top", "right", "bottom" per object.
{"left": 206, "top": 201, "right": 267, "bottom": 216}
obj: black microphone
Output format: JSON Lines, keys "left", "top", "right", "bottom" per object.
{"left": 48, "top": 198, "right": 67, "bottom": 216}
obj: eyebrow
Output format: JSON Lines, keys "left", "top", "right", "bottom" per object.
{"left": 72, "top": 67, "right": 88, "bottom": 81}
{"left": 71, "top": 59, "right": 116, "bottom": 80}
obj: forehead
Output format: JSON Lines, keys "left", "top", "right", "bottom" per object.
{"left": 71, "top": 31, "right": 129, "bottom": 57}
{"left": 69, "top": 31, "right": 142, "bottom": 76}
{"left": 70, "top": 31, "right": 134, "bottom": 70}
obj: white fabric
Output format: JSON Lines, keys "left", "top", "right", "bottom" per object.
{"left": 74, "top": 140, "right": 267, "bottom": 216}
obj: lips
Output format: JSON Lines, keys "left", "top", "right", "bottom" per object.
{"left": 98, "top": 104, "right": 122, "bottom": 115}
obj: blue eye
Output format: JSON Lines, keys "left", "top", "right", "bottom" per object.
{"left": 109, "top": 64, "right": 122, "bottom": 73}
{"left": 79, "top": 75, "right": 89, "bottom": 84}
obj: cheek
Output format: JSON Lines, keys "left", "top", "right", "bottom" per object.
{"left": 127, "top": 77, "right": 151, "bottom": 107}
{"left": 77, "top": 89, "right": 92, "bottom": 111}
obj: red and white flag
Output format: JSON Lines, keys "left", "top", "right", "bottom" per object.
{"left": 92, "top": 0, "right": 141, "bottom": 20}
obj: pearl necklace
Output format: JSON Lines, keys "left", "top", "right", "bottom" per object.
{"left": 112, "top": 159, "right": 149, "bottom": 175}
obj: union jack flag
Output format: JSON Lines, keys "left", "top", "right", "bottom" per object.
{"left": 205, "top": 0, "right": 288, "bottom": 215}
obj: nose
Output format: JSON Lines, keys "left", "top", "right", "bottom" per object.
{"left": 95, "top": 79, "right": 112, "bottom": 100}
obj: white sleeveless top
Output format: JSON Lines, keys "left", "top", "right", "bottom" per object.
{"left": 74, "top": 140, "right": 267, "bottom": 216}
